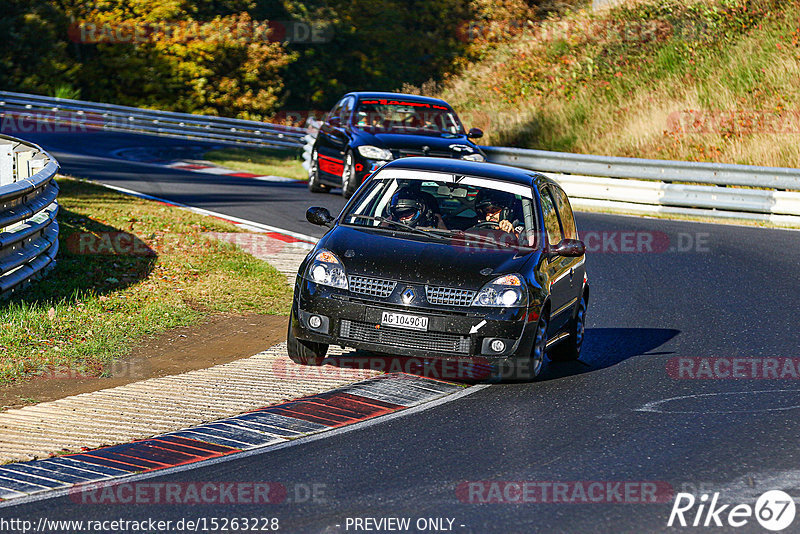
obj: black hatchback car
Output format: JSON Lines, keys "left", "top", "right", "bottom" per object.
{"left": 288, "top": 157, "right": 589, "bottom": 381}
{"left": 308, "top": 92, "right": 487, "bottom": 198}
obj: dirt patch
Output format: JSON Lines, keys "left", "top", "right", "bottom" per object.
{"left": 0, "top": 314, "right": 288, "bottom": 411}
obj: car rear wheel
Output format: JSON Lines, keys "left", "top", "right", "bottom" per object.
{"left": 287, "top": 319, "right": 329, "bottom": 366}
{"left": 341, "top": 150, "right": 358, "bottom": 198}
{"left": 308, "top": 149, "right": 328, "bottom": 193}
{"left": 550, "top": 294, "right": 586, "bottom": 362}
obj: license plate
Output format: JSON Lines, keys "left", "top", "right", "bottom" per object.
{"left": 380, "top": 311, "right": 429, "bottom": 331}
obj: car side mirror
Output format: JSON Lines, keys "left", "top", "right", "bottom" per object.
{"left": 467, "top": 128, "right": 484, "bottom": 139}
{"left": 550, "top": 239, "right": 586, "bottom": 257}
{"left": 306, "top": 206, "right": 335, "bottom": 227}
{"left": 306, "top": 206, "right": 334, "bottom": 227}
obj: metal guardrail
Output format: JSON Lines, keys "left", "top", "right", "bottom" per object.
{"left": 481, "top": 146, "right": 800, "bottom": 225}
{"left": 482, "top": 146, "right": 800, "bottom": 190}
{"left": 0, "top": 134, "right": 60, "bottom": 297}
{"left": 4, "top": 91, "right": 799, "bottom": 225}
{"left": 0, "top": 91, "right": 307, "bottom": 151}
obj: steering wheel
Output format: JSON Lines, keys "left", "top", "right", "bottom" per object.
{"left": 473, "top": 220, "right": 500, "bottom": 229}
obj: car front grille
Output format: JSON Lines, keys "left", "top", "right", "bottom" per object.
{"left": 340, "top": 320, "right": 471, "bottom": 354}
{"left": 348, "top": 275, "right": 397, "bottom": 298}
{"left": 425, "top": 286, "right": 477, "bottom": 307}
{"left": 394, "top": 149, "right": 455, "bottom": 159}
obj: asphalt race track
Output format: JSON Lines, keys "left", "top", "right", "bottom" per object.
{"left": 3, "top": 131, "right": 800, "bottom": 533}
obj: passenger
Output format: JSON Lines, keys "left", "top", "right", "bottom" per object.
{"left": 473, "top": 188, "right": 523, "bottom": 235}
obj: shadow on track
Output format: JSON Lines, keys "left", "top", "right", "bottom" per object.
{"left": 306, "top": 327, "right": 680, "bottom": 384}
{"left": 543, "top": 327, "right": 680, "bottom": 380}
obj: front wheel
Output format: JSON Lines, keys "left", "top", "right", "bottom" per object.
{"left": 550, "top": 294, "right": 586, "bottom": 362}
{"left": 515, "top": 315, "right": 550, "bottom": 381}
{"left": 341, "top": 151, "right": 358, "bottom": 199}
{"left": 287, "top": 320, "right": 329, "bottom": 366}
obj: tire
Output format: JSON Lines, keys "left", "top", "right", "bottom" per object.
{"left": 516, "top": 315, "right": 550, "bottom": 381}
{"left": 341, "top": 150, "right": 358, "bottom": 199}
{"left": 550, "top": 293, "right": 587, "bottom": 362}
{"left": 308, "top": 149, "right": 328, "bottom": 193}
{"left": 287, "top": 319, "right": 329, "bottom": 366}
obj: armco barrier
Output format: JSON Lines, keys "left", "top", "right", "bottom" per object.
{"left": 0, "top": 91, "right": 306, "bottom": 150}
{"left": 481, "top": 146, "right": 800, "bottom": 225}
{"left": 4, "top": 90, "right": 800, "bottom": 225}
{"left": 0, "top": 134, "right": 60, "bottom": 296}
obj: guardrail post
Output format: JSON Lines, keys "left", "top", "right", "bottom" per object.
{"left": 29, "top": 156, "right": 47, "bottom": 176}
{"left": 15, "top": 149, "right": 34, "bottom": 180}
{"left": 0, "top": 144, "right": 13, "bottom": 186}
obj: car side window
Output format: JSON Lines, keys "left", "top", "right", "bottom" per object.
{"left": 339, "top": 97, "right": 354, "bottom": 125}
{"left": 552, "top": 185, "right": 577, "bottom": 240}
{"left": 328, "top": 99, "right": 345, "bottom": 124}
{"left": 540, "top": 187, "right": 563, "bottom": 247}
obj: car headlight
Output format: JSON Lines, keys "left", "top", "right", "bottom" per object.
{"left": 461, "top": 153, "right": 486, "bottom": 162}
{"left": 357, "top": 145, "right": 393, "bottom": 160}
{"left": 472, "top": 274, "right": 526, "bottom": 307}
{"left": 306, "top": 250, "right": 348, "bottom": 289}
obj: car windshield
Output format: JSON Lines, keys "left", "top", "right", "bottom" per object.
{"left": 341, "top": 172, "right": 538, "bottom": 250}
{"left": 354, "top": 99, "right": 463, "bottom": 136}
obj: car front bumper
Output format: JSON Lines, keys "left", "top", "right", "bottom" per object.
{"left": 291, "top": 278, "right": 537, "bottom": 364}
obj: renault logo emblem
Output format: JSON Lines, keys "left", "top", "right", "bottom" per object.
{"left": 402, "top": 288, "right": 416, "bottom": 304}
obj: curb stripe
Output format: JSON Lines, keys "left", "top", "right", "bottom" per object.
{"left": 80, "top": 450, "right": 170, "bottom": 470}
{"left": 0, "top": 374, "right": 466, "bottom": 505}
{"left": 0, "top": 471, "right": 67, "bottom": 489}
{"left": 69, "top": 455, "right": 143, "bottom": 473}
{"left": 40, "top": 458, "right": 131, "bottom": 477}
{"left": 0, "top": 464, "right": 92, "bottom": 485}
{"left": 164, "top": 431, "right": 254, "bottom": 450}
{"left": 153, "top": 435, "right": 238, "bottom": 455}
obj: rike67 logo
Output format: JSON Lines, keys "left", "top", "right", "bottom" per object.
{"left": 668, "top": 490, "right": 796, "bottom": 531}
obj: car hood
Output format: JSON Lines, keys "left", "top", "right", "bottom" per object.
{"left": 356, "top": 131, "right": 479, "bottom": 153}
{"left": 319, "top": 226, "right": 532, "bottom": 288}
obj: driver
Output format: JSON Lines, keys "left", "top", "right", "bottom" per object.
{"left": 387, "top": 188, "right": 441, "bottom": 228}
{"left": 473, "top": 188, "right": 522, "bottom": 235}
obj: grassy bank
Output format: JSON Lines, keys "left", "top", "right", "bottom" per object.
{"left": 0, "top": 178, "right": 293, "bottom": 385}
{"left": 203, "top": 147, "right": 307, "bottom": 180}
{"left": 437, "top": 0, "right": 800, "bottom": 168}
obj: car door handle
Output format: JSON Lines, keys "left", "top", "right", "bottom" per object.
{"left": 569, "top": 267, "right": 574, "bottom": 282}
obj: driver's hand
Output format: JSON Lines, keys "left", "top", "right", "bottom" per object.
{"left": 499, "top": 220, "right": 513, "bottom": 233}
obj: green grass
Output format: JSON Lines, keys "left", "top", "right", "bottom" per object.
{"left": 203, "top": 147, "right": 307, "bottom": 180}
{"left": 435, "top": 0, "right": 800, "bottom": 168}
{"left": 0, "top": 177, "right": 293, "bottom": 385}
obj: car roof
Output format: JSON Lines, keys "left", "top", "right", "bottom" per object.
{"left": 343, "top": 92, "right": 453, "bottom": 108}
{"left": 379, "top": 157, "right": 555, "bottom": 189}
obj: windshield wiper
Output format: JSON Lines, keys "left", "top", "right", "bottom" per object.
{"left": 345, "top": 215, "right": 450, "bottom": 241}
{"left": 427, "top": 228, "right": 522, "bottom": 249}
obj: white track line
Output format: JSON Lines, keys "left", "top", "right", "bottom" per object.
{"left": 94, "top": 181, "right": 319, "bottom": 246}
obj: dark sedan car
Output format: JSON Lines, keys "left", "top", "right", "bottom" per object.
{"left": 289, "top": 157, "right": 588, "bottom": 381}
{"left": 308, "top": 92, "right": 487, "bottom": 198}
